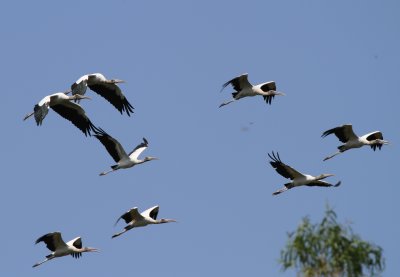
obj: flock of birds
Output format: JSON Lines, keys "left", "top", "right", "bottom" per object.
{"left": 24, "top": 72, "right": 389, "bottom": 268}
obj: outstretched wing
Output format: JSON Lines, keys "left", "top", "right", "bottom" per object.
{"left": 141, "top": 205, "right": 159, "bottom": 220}
{"left": 268, "top": 152, "right": 304, "bottom": 180}
{"left": 365, "top": 131, "right": 384, "bottom": 150}
{"left": 115, "top": 207, "right": 144, "bottom": 225}
{"left": 260, "top": 81, "right": 277, "bottom": 104}
{"left": 88, "top": 81, "right": 134, "bottom": 116}
{"left": 322, "top": 124, "right": 358, "bottom": 143}
{"left": 51, "top": 101, "right": 97, "bottom": 136}
{"left": 35, "top": 231, "right": 66, "bottom": 251}
{"left": 306, "top": 180, "right": 341, "bottom": 187}
{"left": 221, "top": 73, "right": 252, "bottom": 92}
{"left": 128, "top": 138, "right": 148, "bottom": 160}
{"left": 94, "top": 128, "right": 128, "bottom": 162}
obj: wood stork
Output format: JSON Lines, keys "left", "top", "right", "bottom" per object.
{"left": 94, "top": 128, "right": 158, "bottom": 176}
{"left": 219, "top": 73, "right": 285, "bottom": 108}
{"left": 33, "top": 232, "right": 98, "bottom": 267}
{"left": 71, "top": 73, "right": 134, "bottom": 116}
{"left": 268, "top": 152, "right": 341, "bottom": 195}
{"left": 112, "top": 205, "right": 177, "bottom": 238}
{"left": 322, "top": 124, "right": 389, "bottom": 161}
{"left": 23, "top": 92, "right": 98, "bottom": 136}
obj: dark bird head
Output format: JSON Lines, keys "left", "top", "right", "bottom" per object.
{"left": 109, "top": 79, "right": 125, "bottom": 84}
{"left": 316, "top": 173, "right": 334, "bottom": 180}
{"left": 71, "top": 94, "right": 91, "bottom": 101}
{"left": 82, "top": 247, "right": 99, "bottom": 253}
{"left": 144, "top": 156, "right": 159, "bottom": 162}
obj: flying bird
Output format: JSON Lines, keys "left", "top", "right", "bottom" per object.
{"left": 219, "top": 73, "right": 285, "bottom": 108}
{"left": 94, "top": 128, "right": 158, "bottom": 176}
{"left": 71, "top": 73, "right": 134, "bottom": 116}
{"left": 23, "top": 92, "right": 98, "bottom": 136}
{"left": 268, "top": 152, "right": 341, "bottom": 195}
{"left": 112, "top": 205, "right": 177, "bottom": 238}
{"left": 33, "top": 231, "right": 98, "bottom": 267}
{"left": 322, "top": 124, "right": 389, "bottom": 161}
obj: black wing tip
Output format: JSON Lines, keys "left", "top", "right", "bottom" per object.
{"left": 143, "top": 137, "right": 148, "bottom": 145}
{"left": 268, "top": 151, "right": 281, "bottom": 163}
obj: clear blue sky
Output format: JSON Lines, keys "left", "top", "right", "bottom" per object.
{"left": 1, "top": 1, "right": 398, "bottom": 276}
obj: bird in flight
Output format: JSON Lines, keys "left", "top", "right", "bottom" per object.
{"left": 94, "top": 128, "right": 158, "bottom": 176}
{"left": 219, "top": 73, "right": 285, "bottom": 108}
{"left": 33, "top": 231, "right": 98, "bottom": 267}
{"left": 23, "top": 91, "right": 98, "bottom": 136}
{"left": 71, "top": 73, "right": 134, "bottom": 116}
{"left": 268, "top": 152, "right": 341, "bottom": 195}
{"left": 112, "top": 205, "right": 177, "bottom": 238}
{"left": 322, "top": 124, "right": 389, "bottom": 161}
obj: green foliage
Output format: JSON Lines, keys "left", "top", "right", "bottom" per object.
{"left": 280, "top": 206, "right": 384, "bottom": 277}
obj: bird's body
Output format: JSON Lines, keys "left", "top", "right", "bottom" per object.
{"left": 112, "top": 205, "right": 176, "bottom": 238}
{"left": 322, "top": 124, "right": 389, "bottom": 161}
{"left": 268, "top": 152, "right": 341, "bottom": 195}
{"left": 33, "top": 232, "right": 98, "bottom": 267}
{"left": 219, "top": 73, "right": 285, "bottom": 108}
{"left": 71, "top": 73, "right": 134, "bottom": 116}
{"left": 94, "top": 128, "right": 158, "bottom": 176}
{"left": 23, "top": 92, "right": 97, "bottom": 136}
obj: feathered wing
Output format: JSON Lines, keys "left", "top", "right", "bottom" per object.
{"left": 365, "top": 131, "right": 384, "bottom": 150}
{"left": 70, "top": 237, "right": 83, "bottom": 258}
{"left": 141, "top": 206, "right": 159, "bottom": 220}
{"left": 322, "top": 124, "right": 358, "bottom": 142}
{"left": 88, "top": 83, "right": 134, "bottom": 116}
{"left": 221, "top": 73, "right": 252, "bottom": 92}
{"left": 35, "top": 232, "right": 66, "bottom": 251}
{"left": 115, "top": 207, "right": 144, "bottom": 225}
{"left": 33, "top": 103, "right": 50, "bottom": 126}
{"left": 268, "top": 152, "right": 304, "bottom": 180}
{"left": 306, "top": 180, "right": 342, "bottom": 187}
{"left": 94, "top": 128, "right": 128, "bottom": 162}
{"left": 260, "top": 81, "right": 277, "bottom": 104}
{"left": 50, "top": 101, "right": 97, "bottom": 136}
{"left": 128, "top": 138, "right": 148, "bottom": 160}
{"left": 71, "top": 78, "right": 88, "bottom": 97}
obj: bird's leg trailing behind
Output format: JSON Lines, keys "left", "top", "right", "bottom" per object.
{"left": 99, "top": 168, "right": 116, "bottom": 176}
{"left": 219, "top": 99, "right": 235, "bottom": 108}
{"left": 323, "top": 150, "right": 343, "bottom": 161}
{"left": 272, "top": 183, "right": 294, "bottom": 196}
{"left": 32, "top": 255, "right": 54, "bottom": 268}
{"left": 23, "top": 111, "right": 35, "bottom": 121}
{"left": 111, "top": 228, "right": 129, "bottom": 239}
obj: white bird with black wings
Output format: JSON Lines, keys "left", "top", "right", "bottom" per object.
{"left": 268, "top": 152, "right": 341, "bottom": 195}
{"left": 33, "top": 232, "right": 98, "bottom": 267}
{"left": 112, "top": 205, "right": 177, "bottom": 238}
{"left": 71, "top": 73, "right": 134, "bottom": 116}
{"left": 219, "top": 73, "right": 285, "bottom": 108}
{"left": 322, "top": 124, "right": 389, "bottom": 161}
{"left": 94, "top": 128, "right": 158, "bottom": 176}
{"left": 23, "top": 92, "right": 98, "bottom": 136}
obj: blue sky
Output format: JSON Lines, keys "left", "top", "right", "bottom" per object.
{"left": 1, "top": 1, "right": 398, "bottom": 276}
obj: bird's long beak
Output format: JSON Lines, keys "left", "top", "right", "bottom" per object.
{"left": 324, "top": 174, "right": 334, "bottom": 177}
